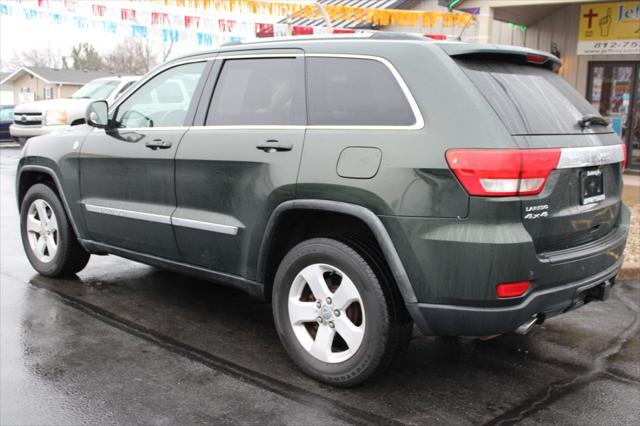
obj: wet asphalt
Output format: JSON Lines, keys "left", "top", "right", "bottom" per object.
{"left": 0, "top": 146, "right": 638, "bottom": 425}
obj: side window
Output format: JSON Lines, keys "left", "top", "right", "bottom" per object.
{"left": 206, "top": 57, "right": 305, "bottom": 126}
{"left": 307, "top": 57, "right": 416, "bottom": 126}
{"left": 114, "top": 81, "right": 135, "bottom": 100}
{"left": 115, "top": 62, "right": 206, "bottom": 128}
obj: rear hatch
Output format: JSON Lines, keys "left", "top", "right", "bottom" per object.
{"left": 442, "top": 44, "right": 626, "bottom": 253}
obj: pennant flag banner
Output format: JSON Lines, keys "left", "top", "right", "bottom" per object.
{"left": 157, "top": 0, "right": 475, "bottom": 28}
{"left": 131, "top": 24, "right": 149, "bottom": 38}
{"left": 0, "top": 0, "right": 477, "bottom": 50}
{"left": 162, "top": 28, "right": 180, "bottom": 42}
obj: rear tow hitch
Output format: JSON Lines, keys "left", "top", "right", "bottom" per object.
{"left": 583, "top": 279, "right": 613, "bottom": 303}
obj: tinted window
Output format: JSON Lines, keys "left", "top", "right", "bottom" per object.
{"left": 72, "top": 80, "right": 119, "bottom": 100}
{"left": 456, "top": 59, "right": 604, "bottom": 135}
{"left": 306, "top": 57, "right": 415, "bottom": 126}
{"left": 115, "top": 62, "right": 205, "bottom": 128}
{"left": 206, "top": 58, "right": 304, "bottom": 125}
{"left": 114, "top": 81, "right": 135, "bottom": 99}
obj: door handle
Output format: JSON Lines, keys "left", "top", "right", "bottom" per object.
{"left": 256, "top": 140, "right": 293, "bottom": 153}
{"left": 145, "top": 139, "right": 172, "bottom": 150}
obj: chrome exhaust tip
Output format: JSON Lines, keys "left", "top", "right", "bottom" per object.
{"left": 515, "top": 316, "right": 538, "bottom": 335}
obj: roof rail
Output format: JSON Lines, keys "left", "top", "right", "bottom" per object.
{"left": 218, "top": 31, "right": 434, "bottom": 48}
{"left": 220, "top": 31, "right": 375, "bottom": 46}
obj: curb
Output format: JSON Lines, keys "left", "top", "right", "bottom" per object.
{"left": 619, "top": 267, "right": 640, "bottom": 281}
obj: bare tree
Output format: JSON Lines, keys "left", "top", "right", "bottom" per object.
{"left": 70, "top": 43, "right": 104, "bottom": 71}
{"left": 105, "top": 38, "right": 158, "bottom": 75}
{"left": 6, "top": 46, "right": 62, "bottom": 69}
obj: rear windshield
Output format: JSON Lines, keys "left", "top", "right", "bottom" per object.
{"left": 455, "top": 59, "right": 607, "bottom": 135}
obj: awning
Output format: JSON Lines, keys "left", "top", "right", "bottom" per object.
{"left": 281, "top": 0, "right": 413, "bottom": 29}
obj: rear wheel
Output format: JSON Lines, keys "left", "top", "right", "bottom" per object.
{"left": 20, "top": 183, "right": 90, "bottom": 277}
{"left": 273, "top": 238, "right": 409, "bottom": 387}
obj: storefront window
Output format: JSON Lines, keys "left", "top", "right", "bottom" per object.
{"left": 631, "top": 69, "right": 640, "bottom": 169}
{"left": 588, "top": 62, "right": 639, "bottom": 170}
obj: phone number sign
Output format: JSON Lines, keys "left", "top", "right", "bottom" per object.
{"left": 578, "top": 40, "right": 640, "bottom": 55}
{"left": 577, "top": 1, "right": 640, "bottom": 55}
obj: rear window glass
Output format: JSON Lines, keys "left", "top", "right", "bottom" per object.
{"left": 307, "top": 57, "right": 416, "bottom": 126}
{"left": 455, "top": 59, "right": 604, "bottom": 135}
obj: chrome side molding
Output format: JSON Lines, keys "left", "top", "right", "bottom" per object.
{"left": 83, "top": 203, "right": 239, "bottom": 235}
{"left": 84, "top": 204, "right": 172, "bottom": 225}
{"left": 171, "top": 217, "right": 238, "bottom": 236}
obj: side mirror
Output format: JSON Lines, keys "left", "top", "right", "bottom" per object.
{"left": 86, "top": 100, "right": 109, "bottom": 129}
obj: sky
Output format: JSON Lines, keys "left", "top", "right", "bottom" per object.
{"left": 0, "top": 0, "right": 288, "bottom": 71}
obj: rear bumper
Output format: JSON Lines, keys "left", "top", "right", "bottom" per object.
{"left": 407, "top": 256, "right": 623, "bottom": 336}
{"left": 387, "top": 204, "right": 630, "bottom": 336}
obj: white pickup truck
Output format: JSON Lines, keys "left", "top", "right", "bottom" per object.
{"left": 10, "top": 76, "right": 139, "bottom": 145}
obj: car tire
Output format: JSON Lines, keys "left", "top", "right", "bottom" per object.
{"left": 272, "top": 238, "right": 409, "bottom": 387}
{"left": 20, "top": 183, "right": 90, "bottom": 277}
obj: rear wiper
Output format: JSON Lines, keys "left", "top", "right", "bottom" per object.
{"left": 578, "top": 114, "right": 609, "bottom": 128}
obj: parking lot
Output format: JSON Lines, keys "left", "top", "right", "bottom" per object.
{"left": 1, "top": 146, "right": 638, "bottom": 425}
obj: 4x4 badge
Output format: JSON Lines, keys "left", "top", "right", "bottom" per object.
{"left": 524, "top": 204, "right": 549, "bottom": 220}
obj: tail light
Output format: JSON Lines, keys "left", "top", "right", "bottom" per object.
{"left": 621, "top": 144, "right": 627, "bottom": 170}
{"left": 446, "top": 149, "right": 561, "bottom": 196}
{"left": 496, "top": 281, "right": 530, "bottom": 298}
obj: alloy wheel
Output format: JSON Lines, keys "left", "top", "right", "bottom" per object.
{"left": 26, "top": 199, "right": 59, "bottom": 263}
{"left": 288, "top": 263, "right": 366, "bottom": 363}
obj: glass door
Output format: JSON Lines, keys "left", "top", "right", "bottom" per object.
{"left": 587, "top": 62, "right": 639, "bottom": 171}
{"left": 630, "top": 68, "right": 640, "bottom": 170}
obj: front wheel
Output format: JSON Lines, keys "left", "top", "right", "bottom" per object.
{"left": 272, "top": 238, "right": 409, "bottom": 387}
{"left": 20, "top": 183, "right": 90, "bottom": 277}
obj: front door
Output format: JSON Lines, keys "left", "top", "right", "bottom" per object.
{"left": 80, "top": 61, "right": 208, "bottom": 259}
{"left": 587, "top": 61, "right": 640, "bottom": 170}
{"left": 173, "top": 51, "right": 306, "bottom": 278}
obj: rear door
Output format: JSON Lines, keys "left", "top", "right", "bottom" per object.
{"left": 173, "top": 50, "right": 306, "bottom": 278}
{"left": 455, "top": 57, "right": 626, "bottom": 253}
{"left": 80, "top": 61, "right": 209, "bottom": 259}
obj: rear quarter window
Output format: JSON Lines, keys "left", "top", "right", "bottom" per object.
{"left": 455, "top": 59, "right": 604, "bottom": 135}
{"left": 306, "top": 57, "right": 416, "bottom": 127}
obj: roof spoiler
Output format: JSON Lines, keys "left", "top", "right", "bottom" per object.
{"left": 436, "top": 43, "right": 561, "bottom": 70}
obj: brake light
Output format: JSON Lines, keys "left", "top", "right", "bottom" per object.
{"left": 621, "top": 144, "right": 627, "bottom": 170}
{"left": 496, "top": 281, "right": 530, "bottom": 298}
{"left": 527, "top": 53, "right": 547, "bottom": 64}
{"left": 424, "top": 34, "right": 447, "bottom": 40}
{"left": 446, "top": 149, "right": 561, "bottom": 196}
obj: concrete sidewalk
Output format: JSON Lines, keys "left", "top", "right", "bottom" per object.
{"left": 621, "top": 173, "right": 639, "bottom": 280}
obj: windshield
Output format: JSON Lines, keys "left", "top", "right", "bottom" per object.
{"left": 71, "top": 80, "right": 119, "bottom": 100}
{"left": 0, "top": 107, "right": 13, "bottom": 121}
{"left": 455, "top": 59, "right": 609, "bottom": 135}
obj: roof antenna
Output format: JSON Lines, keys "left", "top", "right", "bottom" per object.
{"left": 456, "top": 13, "right": 474, "bottom": 41}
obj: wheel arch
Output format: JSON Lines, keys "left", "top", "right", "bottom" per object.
{"left": 17, "top": 165, "right": 87, "bottom": 250}
{"left": 257, "top": 200, "right": 419, "bottom": 308}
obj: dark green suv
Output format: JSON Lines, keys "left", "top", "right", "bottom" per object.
{"left": 16, "top": 33, "right": 630, "bottom": 386}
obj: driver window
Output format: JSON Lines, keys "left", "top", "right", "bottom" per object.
{"left": 114, "top": 62, "right": 206, "bottom": 128}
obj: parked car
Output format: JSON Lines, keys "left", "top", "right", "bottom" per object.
{"left": 16, "top": 33, "right": 629, "bottom": 387}
{"left": 10, "top": 76, "right": 138, "bottom": 145}
{"left": 0, "top": 105, "right": 13, "bottom": 141}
